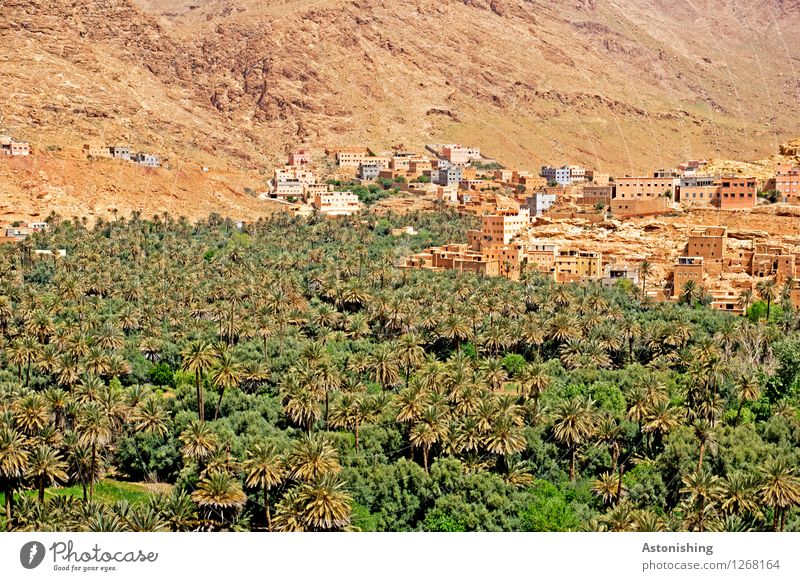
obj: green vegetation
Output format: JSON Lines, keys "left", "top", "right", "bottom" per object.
{"left": 339, "top": 182, "right": 402, "bottom": 205}
{"left": 1, "top": 210, "right": 799, "bottom": 533}
{"left": 471, "top": 161, "right": 504, "bottom": 171}
{"left": 759, "top": 189, "right": 780, "bottom": 203}
{"left": 39, "top": 478, "right": 153, "bottom": 505}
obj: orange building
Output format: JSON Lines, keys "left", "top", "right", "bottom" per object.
{"left": 408, "top": 159, "right": 432, "bottom": 177}
{"left": 776, "top": 164, "right": 800, "bottom": 203}
{"left": 578, "top": 185, "right": 612, "bottom": 207}
{"left": 468, "top": 208, "right": 530, "bottom": 250}
{"left": 586, "top": 171, "right": 610, "bottom": 185}
{"left": 751, "top": 243, "right": 797, "bottom": 284}
{"left": 610, "top": 196, "right": 670, "bottom": 218}
{"left": 482, "top": 243, "right": 525, "bottom": 280}
{"left": 677, "top": 176, "right": 756, "bottom": 209}
{"left": 687, "top": 227, "right": 726, "bottom": 260}
{"left": 673, "top": 256, "right": 704, "bottom": 297}
{"left": 494, "top": 169, "right": 514, "bottom": 183}
{"left": 614, "top": 176, "right": 677, "bottom": 199}
{"left": 404, "top": 244, "right": 500, "bottom": 277}
{"left": 717, "top": 177, "right": 757, "bottom": 209}
{"left": 525, "top": 241, "right": 558, "bottom": 273}
{"left": 518, "top": 175, "right": 548, "bottom": 191}
{"left": 709, "top": 289, "right": 746, "bottom": 316}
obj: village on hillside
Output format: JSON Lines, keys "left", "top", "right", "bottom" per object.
{"left": 3, "top": 133, "right": 800, "bottom": 316}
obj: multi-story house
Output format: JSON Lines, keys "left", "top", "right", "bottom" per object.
{"left": 541, "top": 166, "right": 571, "bottom": 186}
{"left": 313, "top": 191, "right": 361, "bottom": 216}
{"left": 358, "top": 164, "right": 381, "bottom": 181}
{"left": 467, "top": 208, "right": 530, "bottom": 250}
{"left": 83, "top": 143, "right": 112, "bottom": 158}
{"left": 523, "top": 192, "right": 556, "bottom": 216}
{"left": 288, "top": 149, "right": 311, "bottom": 166}
{"left": 673, "top": 256, "right": 704, "bottom": 297}
{"left": 554, "top": 249, "right": 602, "bottom": 283}
{"left": 441, "top": 145, "right": 481, "bottom": 165}
{"left": 0, "top": 136, "right": 30, "bottom": 156}
{"left": 110, "top": 146, "right": 131, "bottom": 161}
{"left": 776, "top": 164, "right": 800, "bottom": 203}
{"left": 434, "top": 166, "right": 462, "bottom": 187}
{"left": 614, "top": 175, "right": 678, "bottom": 199}
{"left": 134, "top": 153, "right": 161, "bottom": 168}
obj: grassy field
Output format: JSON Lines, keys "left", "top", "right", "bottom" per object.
{"left": 3, "top": 479, "right": 156, "bottom": 517}
{"left": 2, "top": 479, "right": 162, "bottom": 529}
{"left": 38, "top": 479, "right": 155, "bottom": 504}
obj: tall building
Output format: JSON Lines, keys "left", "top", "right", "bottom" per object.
{"left": 541, "top": 166, "right": 571, "bottom": 186}
{"left": 776, "top": 164, "right": 800, "bottom": 203}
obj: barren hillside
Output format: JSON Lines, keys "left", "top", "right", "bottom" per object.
{"left": 1, "top": 0, "right": 800, "bottom": 219}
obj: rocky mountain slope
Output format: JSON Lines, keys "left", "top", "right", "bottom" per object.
{"left": 1, "top": 0, "right": 799, "bottom": 219}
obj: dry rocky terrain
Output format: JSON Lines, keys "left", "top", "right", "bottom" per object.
{"left": 1, "top": 0, "right": 800, "bottom": 222}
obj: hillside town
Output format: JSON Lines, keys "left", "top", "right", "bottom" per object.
{"left": 259, "top": 141, "right": 800, "bottom": 315}
{"left": 4, "top": 133, "right": 800, "bottom": 316}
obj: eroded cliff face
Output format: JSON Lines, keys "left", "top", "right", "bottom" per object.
{"left": 3, "top": 0, "right": 800, "bottom": 168}
{"left": 0, "top": 0, "right": 799, "bottom": 220}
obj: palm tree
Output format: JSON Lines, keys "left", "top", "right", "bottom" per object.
{"left": 409, "top": 421, "right": 439, "bottom": 473}
{"left": 394, "top": 384, "right": 428, "bottom": 424}
{"left": 179, "top": 420, "right": 218, "bottom": 468}
{"left": 395, "top": 333, "right": 425, "bottom": 388}
{"left": 14, "top": 393, "right": 50, "bottom": 436}
{"left": 210, "top": 345, "right": 242, "bottom": 420}
{"left": 64, "top": 432, "right": 91, "bottom": 503}
{"left": 0, "top": 428, "right": 29, "bottom": 529}
{"left": 76, "top": 402, "right": 113, "bottom": 502}
{"left": 680, "top": 470, "right": 722, "bottom": 532}
{"left": 329, "top": 393, "right": 378, "bottom": 453}
{"left": 642, "top": 401, "right": 681, "bottom": 452}
{"left": 295, "top": 476, "right": 353, "bottom": 531}
{"left": 26, "top": 445, "right": 68, "bottom": 503}
{"left": 593, "top": 472, "right": 625, "bottom": 507}
{"left": 757, "top": 278, "right": 778, "bottom": 320}
{"left": 692, "top": 419, "right": 718, "bottom": 473}
{"left": 286, "top": 434, "right": 341, "bottom": 482}
{"left": 243, "top": 442, "right": 285, "bottom": 531}
{"left": 639, "top": 260, "right": 653, "bottom": 297}
{"left": 480, "top": 357, "right": 508, "bottom": 392}
{"left": 437, "top": 314, "right": 471, "bottom": 351}
{"left": 517, "top": 362, "right": 551, "bottom": 408}
{"left": 595, "top": 414, "right": 623, "bottom": 474}
{"left": 552, "top": 397, "right": 596, "bottom": 480}
{"left": 254, "top": 307, "right": 274, "bottom": 362}
{"left": 738, "top": 288, "right": 754, "bottom": 314}
{"left": 679, "top": 280, "right": 701, "bottom": 306}
{"left": 133, "top": 396, "right": 169, "bottom": 437}
{"left": 367, "top": 343, "right": 400, "bottom": 388}
{"left": 180, "top": 340, "right": 217, "bottom": 422}
{"left": 191, "top": 472, "right": 247, "bottom": 528}
{"left": 734, "top": 373, "right": 761, "bottom": 425}
{"left": 719, "top": 471, "right": 760, "bottom": 518}
{"left": 484, "top": 414, "right": 526, "bottom": 470}
{"left": 759, "top": 458, "right": 800, "bottom": 531}
{"left": 281, "top": 373, "right": 321, "bottom": 433}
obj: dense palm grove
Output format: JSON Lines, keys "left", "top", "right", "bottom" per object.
{"left": 1, "top": 210, "right": 800, "bottom": 532}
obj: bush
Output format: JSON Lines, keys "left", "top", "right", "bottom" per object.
{"left": 149, "top": 362, "right": 175, "bottom": 387}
